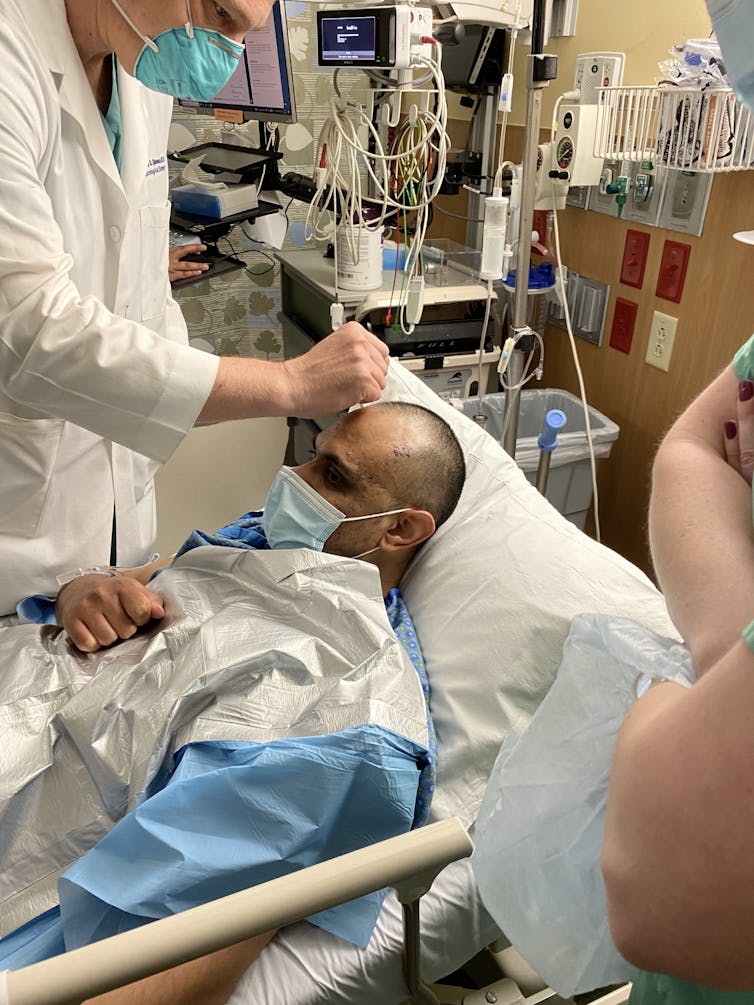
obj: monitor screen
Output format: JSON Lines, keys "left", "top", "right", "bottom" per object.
{"left": 179, "top": 2, "right": 296, "bottom": 124}
{"left": 319, "top": 15, "right": 377, "bottom": 62}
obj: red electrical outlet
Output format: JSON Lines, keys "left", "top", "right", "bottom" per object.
{"left": 532, "top": 210, "right": 549, "bottom": 245}
{"left": 620, "top": 229, "right": 650, "bottom": 289}
{"left": 656, "top": 240, "right": 691, "bottom": 303}
{"left": 609, "top": 297, "right": 638, "bottom": 354}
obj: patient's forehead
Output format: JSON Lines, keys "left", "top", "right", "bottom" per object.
{"left": 328, "top": 407, "right": 414, "bottom": 475}
{"left": 335, "top": 406, "right": 406, "bottom": 450}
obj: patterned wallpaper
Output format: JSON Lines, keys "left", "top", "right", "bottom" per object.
{"left": 170, "top": 3, "right": 368, "bottom": 361}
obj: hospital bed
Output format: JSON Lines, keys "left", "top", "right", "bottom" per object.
{"left": 4, "top": 362, "right": 675, "bottom": 1004}
{"left": 231, "top": 362, "right": 675, "bottom": 1005}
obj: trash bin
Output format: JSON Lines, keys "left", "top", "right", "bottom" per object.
{"left": 458, "top": 389, "right": 620, "bottom": 530}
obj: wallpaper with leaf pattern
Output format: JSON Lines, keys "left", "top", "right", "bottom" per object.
{"left": 169, "top": 3, "right": 368, "bottom": 361}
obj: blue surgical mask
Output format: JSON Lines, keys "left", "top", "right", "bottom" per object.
{"left": 706, "top": 0, "right": 754, "bottom": 111}
{"left": 111, "top": 0, "right": 244, "bottom": 102}
{"left": 261, "top": 466, "right": 409, "bottom": 556}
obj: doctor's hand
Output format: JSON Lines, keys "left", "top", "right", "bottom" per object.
{"left": 283, "top": 322, "right": 389, "bottom": 417}
{"left": 723, "top": 379, "right": 754, "bottom": 485}
{"left": 169, "top": 244, "right": 209, "bottom": 284}
{"left": 56, "top": 573, "right": 165, "bottom": 653}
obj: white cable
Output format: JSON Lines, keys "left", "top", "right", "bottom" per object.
{"left": 499, "top": 327, "right": 544, "bottom": 393}
{"left": 496, "top": 326, "right": 545, "bottom": 444}
{"left": 550, "top": 93, "right": 601, "bottom": 543}
{"left": 493, "top": 13, "right": 520, "bottom": 190}
{"left": 307, "top": 43, "right": 449, "bottom": 335}
{"left": 476, "top": 279, "right": 494, "bottom": 397}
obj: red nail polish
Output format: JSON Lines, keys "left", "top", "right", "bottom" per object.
{"left": 740, "top": 380, "right": 754, "bottom": 402}
{"left": 725, "top": 420, "right": 737, "bottom": 440}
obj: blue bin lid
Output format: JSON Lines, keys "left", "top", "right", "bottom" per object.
{"left": 503, "top": 262, "right": 556, "bottom": 292}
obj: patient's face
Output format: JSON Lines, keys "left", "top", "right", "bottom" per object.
{"left": 293, "top": 407, "right": 407, "bottom": 558}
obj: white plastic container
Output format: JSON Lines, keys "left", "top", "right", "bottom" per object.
{"left": 479, "top": 189, "right": 509, "bottom": 281}
{"left": 336, "top": 223, "right": 382, "bottom": 291}
{"left": 460, "top": 389, "right": 619, "bottom": 530}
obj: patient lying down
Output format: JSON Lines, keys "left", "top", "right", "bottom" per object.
{"left": 1, "top": 403, "right": 465, "bottom": 1005}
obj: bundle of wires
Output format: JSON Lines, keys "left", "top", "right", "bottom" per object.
{"left": 305, "top": 38, "right": 449, "bottom": 334}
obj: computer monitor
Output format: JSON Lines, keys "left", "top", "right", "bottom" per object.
{"left": 179, "top": 1, "right": 297, "bottom": 124}
{"left": 441, "top": 26, "right": 507, "bottom": 94}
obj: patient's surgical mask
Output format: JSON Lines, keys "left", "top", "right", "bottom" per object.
{"left": 261, "top": 466, "right": 409, "bottom": 556}
{"left": 111, "top": 0, "right": 245, "bottom": 101}
{"left": 706, "top": 0, "right": 754, "bottom": 112}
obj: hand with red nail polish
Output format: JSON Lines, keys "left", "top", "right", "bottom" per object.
{"left": 722, "top": 381, "right": 754, "bottom": 485}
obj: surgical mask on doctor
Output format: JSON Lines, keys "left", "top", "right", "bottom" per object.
{"left": 706, "top": 0, "right": 754, "bottom": 112}
{"left": 111, "top": 0, "right": 245, "bottom": 102}
{"left": 261, "top": 466, "right": 409, "bottom": 557}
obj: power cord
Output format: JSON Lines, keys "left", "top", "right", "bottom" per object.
{"left": 551, "top": 92, "right": 601, "bottom": 543}
{"left": 306, "top": 43, "right": 449, "bottom": 335}
{"left": 219, "top": 235, "right": 276, "bottom": 278}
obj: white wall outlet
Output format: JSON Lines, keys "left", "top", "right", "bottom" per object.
{"left": 645, "top": 310, "right": 678, "bottom": 371}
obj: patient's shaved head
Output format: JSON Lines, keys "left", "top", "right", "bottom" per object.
{"left": 332, "top": 402, "right": 466, "bottom": 528}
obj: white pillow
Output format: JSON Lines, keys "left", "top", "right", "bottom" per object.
{"left": 381, "top": 361, "right": 677, "bottom": 826}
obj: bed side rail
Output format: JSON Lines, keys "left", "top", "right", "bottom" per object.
{"left": 3, "top": 818, "right": 472, "bottom": 1005}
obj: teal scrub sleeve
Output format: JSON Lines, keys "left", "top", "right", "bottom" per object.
{"left": 733, "top": 333, "right": 754, "bottom": 381}
{"left": 743, "top": 620, "right": 754, "bottom": 655}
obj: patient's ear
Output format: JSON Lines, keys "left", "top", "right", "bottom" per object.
{"left": 383, "top": 510, "right": 436, "bottom": 551}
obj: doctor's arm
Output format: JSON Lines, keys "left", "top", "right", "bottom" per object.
{"left": 648, "top": 363, "right": 754, "bottom": 674}
{"left": 197, "top": 322, "right": 389, "bottom": 424}
{"left": 602, "top": 639, "right": 754, "bottom": 990}
{"left": 0, "top": 50, "right": 387, "bottom": 468}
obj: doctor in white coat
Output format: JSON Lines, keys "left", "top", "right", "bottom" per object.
{"left": 0, "top": 0, "right": 389, "bottom": 618}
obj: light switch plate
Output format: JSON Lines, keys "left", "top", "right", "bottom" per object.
{"left": 609, "top": 297, "right": 638, "bottom": 354}
{"left": 620, "top": 229, "right": 651, "bottom": 288}
{"left": 656, "top": 239, "right": 691, "bottom": 303}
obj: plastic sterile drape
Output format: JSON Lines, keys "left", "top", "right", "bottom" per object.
{"left": 0, "top": 547, "right": 429, "bottom": 952}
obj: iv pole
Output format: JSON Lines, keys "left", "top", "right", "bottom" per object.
{"left": 502, "top": 0, "right": 557, "bottom": 458}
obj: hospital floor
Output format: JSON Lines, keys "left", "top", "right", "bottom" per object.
{"left": 154, "top": 417, "right": 288, "bottom": 557}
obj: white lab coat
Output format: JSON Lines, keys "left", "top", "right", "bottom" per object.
{"left": 0, "top": 0, "right": 219, "bottom": 615}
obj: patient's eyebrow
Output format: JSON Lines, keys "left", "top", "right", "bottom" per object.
{"left": 320, "top": 448, "right": 360, "bottom": 483}
{"left": 313, "top": 433, "right": 360, "bottom": 483}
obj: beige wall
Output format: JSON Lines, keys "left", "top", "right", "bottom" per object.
{"left": 154, "top": 418, "right": 288, "bottom": 557}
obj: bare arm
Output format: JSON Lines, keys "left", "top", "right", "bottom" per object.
{"left": 83, "top": 930, "right": 275, "bottom": 1005}
{"left": 197, "top": 322, "right": 390, "bottom": 424}
{"left": 649, "top": 364, "right": 754, "bottom": 673}
{"left": 603, "top": 640, "right": 754, "bottom": 989}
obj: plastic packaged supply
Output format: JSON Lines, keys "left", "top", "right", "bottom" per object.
{"left": 473, "top": 612, "right": 695, "bottom": 997}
